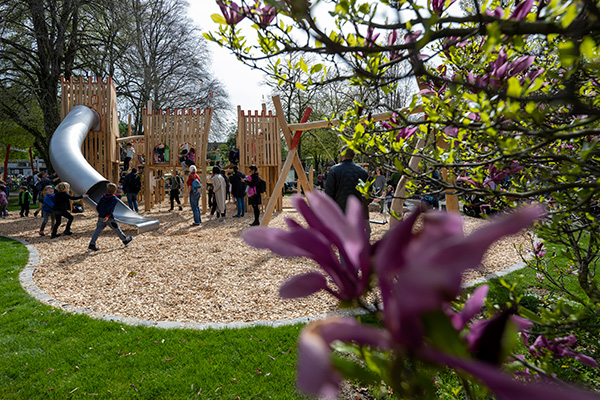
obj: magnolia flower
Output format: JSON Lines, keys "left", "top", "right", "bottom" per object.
{"left": 242, "top": 192, "right": 371, "bottom": 301}
{"left": 216, "top": 0, "right": 245, "bottom": 25}
{"left": 431, "top": 350, "right": 600, "bottom": 400}
{"left": 524, "top": 333, "right": 599, "bottom": 368}
{"left": 374, "top": 206, "right": 544, "bottom": 346}
{"left": 297, "top": 318, "right": 392, "bottom": 398}
{"left": 532, "top": 241, "right": 546, "bottom": 258}
{"left": 510, "top": 0, "right": 535, "bottom": 20}
{"left": 241, "top": 1, "right": 277, "bottom": 27}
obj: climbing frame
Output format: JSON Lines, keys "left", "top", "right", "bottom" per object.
{"left": 237, "top": 105, "right": 283, "bottom": 212}
{"left": 142, "top": 105, "right": 213, "bottom": 212}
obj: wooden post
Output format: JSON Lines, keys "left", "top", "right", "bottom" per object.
{"left": 389, "top": 137, "right": 427, "bottom": 229}
{"left": 261, "top": 98, "right": 312, "bottom": 226}
{"left": 144, "top": 101, "right": 152, "bottom": 212}
{"left": 435, "top": 135, "right": 460, "bottom": 213}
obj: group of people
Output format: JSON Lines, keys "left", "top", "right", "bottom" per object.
{"left": 183, "top": 164, "right": 263, "bottom": 227}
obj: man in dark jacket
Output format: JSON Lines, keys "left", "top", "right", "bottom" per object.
{"left": 230, "top": 165, "right": 246, "bottom": 217}
{"left": 88, "top": 183, "right": 132, "bottom": 251}
{"left": 324, "top": 146, "right": 369, "bottom": 214}
{"left": 123, "top": 168, "right": 142, "bottom": 212}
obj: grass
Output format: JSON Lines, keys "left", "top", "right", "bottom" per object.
{"left": 0, "top": 236, "right": 307, "bottom": 399}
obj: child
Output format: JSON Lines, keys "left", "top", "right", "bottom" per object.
{"left": 0, "top": 185, "right": 7, "bottom": 218}
{"left": 124, "top": 142, "right": 135, "bottom": 171}
{"left": 88, "top": 183, "right": 133, "bottom": 251}
{"left": 18, "top": 185, "right": 32, "bottom": 217}
{"left": 39, "top": 185, "right": 56, "bottom": 236}
{"left": 51, "top": 182, "right": 87, "bottom": 238}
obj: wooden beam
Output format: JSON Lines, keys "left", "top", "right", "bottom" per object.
{"left": 272, "top": 96, "right": 312, "bottom": 195}
{"left": 260, "top": 149, "right": 297, "bottom": 226}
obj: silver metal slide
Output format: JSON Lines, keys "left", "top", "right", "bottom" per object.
{"left": 49, "top": 105, "right": 159, "bottom": 233}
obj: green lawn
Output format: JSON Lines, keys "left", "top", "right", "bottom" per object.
{"left": 0, "top": 236, "right": 307, "bottom": 399}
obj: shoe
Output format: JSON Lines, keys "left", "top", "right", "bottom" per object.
{"left": 191, "top": 223, "right": 200, "bottom": 226}
{"left": 179, "top": 206, "right": 183, "bottom": 211}
{"left": 169, "top": 209, "right": 173, "bottom": 212}
{"left": 34, "top": 210, "right": 39, "bottom": 217}
{"left": 233, "top": 215, "right": 240, "bottom": 218}
{"left": 250, "top": 221, "right": 260, "bottom": 226}
{"left": 123, "top": 236, "right": 133, "bottom": 246}
{"left": 219, "top": 219, "right": 226, "bottom": 223}
{"left": 63, "top": 231, "right": 73, "bottom": 235}
{"left": 39, "top": 231, "right": 45, "bottom": 236}
{"left": 87, "top": 245, "right": 99, "bottom": 251}
{"left": 51, "top": 234, "right": 60, "bottom": 239}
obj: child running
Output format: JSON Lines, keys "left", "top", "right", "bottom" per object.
{"left": 51, "top": 182, "right": 87, "bottom": 238}
{"left": 39, "top": 185, "right": 56, "bottom": 236}
{"left": 88, "top": 183, "right": 132, "bottom": 251}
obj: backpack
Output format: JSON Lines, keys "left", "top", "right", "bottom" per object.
{"left": 257, "top": 178, "right": 267, "bottom": 194}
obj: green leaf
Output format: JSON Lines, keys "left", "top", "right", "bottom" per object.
{"left": 518, "top": 306, "right": 544, "bottom": 325}
{"left": 558, "top": 40, "right": 578, "bottom": 67}
{"left": 299, "top": 58, "right": 308, "bottom": 73}
{"left": 211, "top": 13, "right": 227, "bottom": 25}
{"left": 507, "top": 77, "right": 521, "bottom": 98}
{"left": 421, "top": 311, "right": 469, "bottom": 357}
{"left": 331, "top": 354, "right": 380, "bottom": 386}
{"left": 310, "top": 64, "right": 323, "bottom": 74}
{"left": 561, "top": 3, "right": 578, "bottom": 28}
{"left": 580, "top": 37, "right": 596, "bottom": 60}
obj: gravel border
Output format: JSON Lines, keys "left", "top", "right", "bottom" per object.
{"left": 6, "top": 234, "right": 529, "bottom": 330}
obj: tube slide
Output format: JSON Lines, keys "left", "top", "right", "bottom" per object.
{"left": 49, "top": 105, "right": 159, "bottom": 233}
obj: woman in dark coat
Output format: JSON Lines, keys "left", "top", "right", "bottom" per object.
{"left": 230, "top": 165, "right": 246, "bottom": 217}
{"left": 245, "top": 165, "right": 261, "bottom": 226}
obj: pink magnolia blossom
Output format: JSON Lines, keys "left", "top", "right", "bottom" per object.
{"left": 510, "top": 0, "right": 535, "bottom": 20}
{"left": 429, "top": 350, "right": 600, "bottom": 400}
{"left": 242, "top": 192, "right": 371, "bottom": 301}
{"left": 524, "top": 333, "right": 599, "bottom": 368}
{"left": 297, "top": 318, "right": 392, "bottom": 398}
{"left": 216, "top": 0, "right": 245, "bottom": 25}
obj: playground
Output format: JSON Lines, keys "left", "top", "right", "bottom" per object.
{"left": 0, "top": 197, "right": 530, "bottom": 324}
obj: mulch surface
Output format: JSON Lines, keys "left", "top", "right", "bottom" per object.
{"left": 1, "top": 197, "right": 531, "bottom": 323}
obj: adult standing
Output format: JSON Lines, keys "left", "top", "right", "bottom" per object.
{"left": 324, "top": 146, "right": 370, "bottom": 233}
{"left": 373, "top": 167, "right": 386, "bottom": 195}
{"left": 123, "top": 168, "right": 141, "bottom": 212}
{"left": 212, "top": 166, "right": 227, "bottom": 223}
{"left": 187, "top": 165, "right": 202, "bottom": 226}
{"left": 245, "top": 165, "right": 261, "bottom": 226}
{"left": 230, "top": 165, "right": 246, "bottom": 217}
{"left": 168, "top": 171, "right": 183, "bottom": 211}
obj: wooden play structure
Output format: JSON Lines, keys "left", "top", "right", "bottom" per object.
{"left": 60, "top": 76, "right": 120, "bottom": 183}
{"left": 237, "top": 105, "right": 285, "bottom": 213}
{"left": 141, "top": 103, "right": 213, "bottom": 212}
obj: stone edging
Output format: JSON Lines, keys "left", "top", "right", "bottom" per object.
{"left": 8, "top": 235, "right": 528, "bottom": 330}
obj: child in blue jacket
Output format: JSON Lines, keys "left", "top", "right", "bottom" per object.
{"left": 39, "top": 185, "right": 56, "bottom": 236}
{"left": 88, "top": 183, "right": 133, "bottom": 251}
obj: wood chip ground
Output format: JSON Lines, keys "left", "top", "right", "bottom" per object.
{"left": 0, "top": 197, "right": 532, "bottom": 323}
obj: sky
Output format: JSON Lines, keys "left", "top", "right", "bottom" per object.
{"left": 188, "top": 1, "right": 271, "bottom": 113}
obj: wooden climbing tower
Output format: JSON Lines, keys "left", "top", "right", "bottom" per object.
{"left": 237, "top": 105, "right": 283, "bottom": 212}
{"left": 142, "top": 105, "right": 213, "bottom": 212}
{"left": 60, "top": 76, "right": 120, "bottom": 183}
